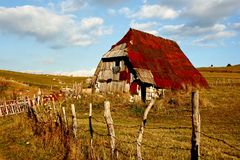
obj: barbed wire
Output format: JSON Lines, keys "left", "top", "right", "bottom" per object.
{"left": 114, "top": 136, "right": 136, "bottom": 145}
{"left": 77, "top": 127, "right": 89, "bottom": 133}
{"left": 92, "top": 117, "right": 140, "bottom": 129}
{"left": 200, "top": 142, "right": 240, "bottom": 159}
{"left": 103, "top": 144, "right": 134, "bottom": 158}
{"left": 141, "top": 142, "right": 190, "bottom": 151}
{"left": 3, "top": 97, "right": 239, "bottom": 159}
{"left": 146, "top": 126, "right": 192, "bottom": 130}
{"left": 200, "top": 131, "right": 240, "bottom": 152}
{"left": 92, "top": 130, "right": 191, "bottom": 152}
{"left": 116, "top": 147, "right": 136, "bottom": 157}
{"left": 94, "top": 130, "right": 109, "bottom": 137}
{"left": 114, "top": 123, "right": 140, "bottom": 129}
{"left": 77, "top": 117, "right": 89, "bottom": 120}
{"left": 91, "top": 117, "right": 106, "bottom": 125}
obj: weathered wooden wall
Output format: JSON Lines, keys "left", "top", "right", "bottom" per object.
{"left": 96, "top": 60, "right": 130, "bottom": 93}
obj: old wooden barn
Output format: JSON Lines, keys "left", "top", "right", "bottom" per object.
{"left": 92, "top": 28, "right": 208, "bottom": 101}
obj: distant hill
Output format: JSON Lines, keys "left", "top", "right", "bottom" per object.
{"left": 198, "top": 64, "right": 240, "bottom": 73}
{"left": 0, "top": 69, "right": 87, "bottom": 89}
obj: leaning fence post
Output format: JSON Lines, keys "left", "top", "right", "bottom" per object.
{"left": 136, "top": 98, "right": 156, "bottom": 160}
{"left": 191, "top": 90, "right": 200, "bottom": 160}
{"left": 27, "top": 97, "right": 32, "bottom": 117}
{"left": 89, "top": 103, "right": 94, "bottom": 159}
{"left": 52, "top": 99, "right": 57, "bottom": 120}
{"left": 62, "top": 107, "right": 68, "bottom": 129}
{"left": 104, "top": 101, "right": 116, "bottom": 159}
{"left": 71, "top": 104, "right": 77, "bottom": 138}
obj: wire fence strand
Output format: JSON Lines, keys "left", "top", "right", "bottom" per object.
{"left": 200, "top": 131, "right": 240, "bottom": 152}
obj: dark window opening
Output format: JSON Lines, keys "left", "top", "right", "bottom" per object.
{"left": 115, "top": 60, "right": 120, "bottom": 67}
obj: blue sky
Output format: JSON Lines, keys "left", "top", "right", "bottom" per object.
{"left": 0, "top": 0, "right": 239, "bottom": 76}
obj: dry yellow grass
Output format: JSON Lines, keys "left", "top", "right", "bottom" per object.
{"left": 0, "top": 66, "right": 240, "bottom": 159}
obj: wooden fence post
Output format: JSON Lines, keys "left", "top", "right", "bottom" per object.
{"left": 52, "top": 99, "right": 57, "bottom": 120}
{"left": 89, "top": 103, "right": 94, "bottom": 159}
{"left": 0, "top": 105, "right": 2, "bottom": 116}
{"left": 37, "top": 89, "right": 42, "bottom": 106}
{"left": 4, "top": 102, "right": 8, "bottom": 116}
{"left": 136, "top": 98, "right": 156, "bottom": 160}
{"left": 62, "top": 107, "right": 68, "bottom": 129}
{"left": 162, "top": 89, "right": 165, "bottom": 98}
{"left": 104, "top": 101, "right": 116, "bottom": 159}
{"left": 71, "top": 104, "right": 77, "bottom": 138}
{"left": 11, "top": 103, "right": 15, "bottom": 115}
{"left": 191, "top": 90, "right": 200, "bottom": 160}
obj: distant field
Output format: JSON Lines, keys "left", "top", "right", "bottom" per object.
{"left": 198, "top": 64, "right": 240, "bottom": 87}
{"left": 198, "top": 64, "right": 240, "bottom": 73}
{"left": 0, "top": 69, "right": 87, "bottom": 88}
{"left": 0, "top": 66, "right": 240, "bottom": 159}
{"left": 0, "top": 69, "right": 88, "bottom": 100}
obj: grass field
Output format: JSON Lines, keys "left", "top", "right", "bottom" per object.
{"left": 0, "top": 69, "right": 87, "bottom": 100}
{"left": 0, "top": 69, "right": 87, "bottom": 88}
{"left": 0, "top": 66, "right": 240, "bottom": 159}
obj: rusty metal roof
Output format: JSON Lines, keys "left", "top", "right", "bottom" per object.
{"left": 104, "top": 28, "right": 209, "bottom": 89}
{"left": 134, "top": 68, "right": 155, "bottom": 85}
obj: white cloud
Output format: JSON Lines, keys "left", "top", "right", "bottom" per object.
{"left": 118, "top": 7, "right": 131, "bottom": 17}
{"left": 130, "top": 20, "right": 159, "bottom": 35}
{"left": 56, "top": 68, "right": 95, "bottom": 77}
{"left": 0, "top": 6, "right": 111, "bottom": 48}
{"left": 0, "top": 6, "right": 69, "bottom": 41}
{"left": 91, "top": 0, "right": 129, "bottom": 6}
{"left": 160, "top": 23, "right": 236, "bottom": 46}
{"left": 161, "top": 24, "right": 228, "bottom": 37}
{"left": 22, "top": 70, "right": 44, "bottom": 75}
{"left": 22, "top": 68, "right": 95, "bottom": 77}
{"left": 61, "top": 0, "right": 87, "bottom": 13}
{"left": 160, "top": 24, "right": 185, "bottom": 35}
{"left": 90, "top": 26, "right": 113, "bottom": 36}
{"left": 232, "top": 22, "right": 240, "bottom": 30}
{"left": 117, "top": 1, "right": 239, "bottom": 47}
{"left": 181, "top": 0, "right": 240, "bottom": 26}
{"left": 131, "top": 4, "right": 179, "bottom": 19}
{"left": 80, "top": 17, "right": 103, "bottom": 29}
{"left": 108, "top": 9, "right": 116, "bottom": 16}
{"left": 193, "top": 31, "right": 235, "bottom": 46}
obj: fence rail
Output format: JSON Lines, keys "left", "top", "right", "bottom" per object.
{"left": 0, "top": 102, "right": 28, "bottom": 116}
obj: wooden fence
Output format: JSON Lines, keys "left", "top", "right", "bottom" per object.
{"left": 0, "top": 101, "right": 28, "bottom": 116}
{"left": 1, "top": 90, "right": 239, "bottom": 160}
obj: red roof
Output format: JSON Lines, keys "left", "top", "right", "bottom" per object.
{"left": 111, "top": 28, "right": 209, "bottom": 89}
